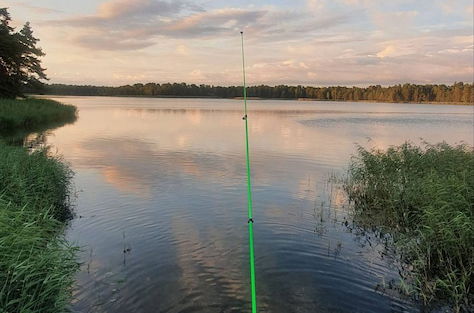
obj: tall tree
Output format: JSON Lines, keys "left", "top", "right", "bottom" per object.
{"left": 0, "top": 8, "right": 19, "bottom": 98}
{"left": 18, "top": 22, "right": 47, "bottom": 91}
{"left": 0, "top": 8, "right": 47, "bottom": 98}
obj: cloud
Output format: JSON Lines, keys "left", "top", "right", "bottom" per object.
{"left": 239, "top": 26, "right": 474, "bottom": 86}
{"left": 371, "top": 10, "right": 419, "bottom": 33}
{"left": 22, "top": 0, "right": 473, "bottom": 85}
{"left": 160, "top": 8, "right": 266, "bottom": 37}
{"left": 376, "top": 45, "right": 396, "bottom": 58}
{"left": 306, "top": 0, "right": 325, "bottom": 12}
{"left": 4, "top": 1, "right": 63, "bottom": 15}
{"left": 73, "top": 33, "right": 155, "bottom": 51}
{"left": 46, "top": 0, "right": 353, "bottom": 50}
{"left": 52, "top": 0, "right": 201, "bottom": 27}
{"left": 176, "top": 44, "right": 189, "bottom": 55}
{"left": 47, "top": 0, "right": 270, "bottom": 49}
{"left": 96, "top": 0, "right": 200, "bottom": 19}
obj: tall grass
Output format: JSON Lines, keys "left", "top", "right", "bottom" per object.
{"left": 0, "top": 98, "right": 77, "bottom": 133}
{"left": 0, "top": 143, "right": 73, "bottom": 221}
{"left": 0, "top": 201, "right": 78, "bottom": 313}
{"left": 0, "top": 142, "right": 78, "bottom": 313}
{"left": 344, "top": 142, "right": 474, "bottom": 312}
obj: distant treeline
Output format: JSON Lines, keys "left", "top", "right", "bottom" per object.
{"left": 43, "top": 82, "right": 473, "bottom": 103}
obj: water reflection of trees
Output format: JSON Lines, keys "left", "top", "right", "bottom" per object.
{"left": 0, "top": 115, "right": 77, "bottom": 148}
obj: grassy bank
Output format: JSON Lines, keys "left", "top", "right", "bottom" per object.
{"left": 0, "top": 143, "right": 78, "bottom": 313}
{"left": 344, "top": 142, "right": 473, "bottom": 312}
{"left": 0, "top": 98, "right": 79, "bottom": 313}
{"left": 0, "top": 98, "right": 77, "bottom": 133}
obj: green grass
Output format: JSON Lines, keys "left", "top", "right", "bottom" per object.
{"left": 0, "top": 140, "right": 78, "bottom": 311}
{"left": 0, "top": 143, "right": 73, "bottom": 221}
{"left": 0, "top": 98, "right": 77, "bottom": 133}
{"left": 344, "top": 142, "right": 474, "bottom": 312}
{"left": 0, "top": 201, "right": 78, "bottom": 313}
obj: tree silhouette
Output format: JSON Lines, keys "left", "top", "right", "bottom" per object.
{"left": 0, "top": 8, "right": 47, "bottom": 98}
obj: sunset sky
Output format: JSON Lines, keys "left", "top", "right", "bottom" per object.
{"left": 5, "top": 0, "right": 474, "bottom": 86}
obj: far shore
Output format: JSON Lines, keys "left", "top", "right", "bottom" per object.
{"left": 34, "top": 94, "right": 473, "bottom": 106}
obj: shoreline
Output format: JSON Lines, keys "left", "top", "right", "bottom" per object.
{"left": 37, "top": 94, "right": 473, "bottom": 106}
{"left": 0, "top": 98, "right": 79, "bottom": 313}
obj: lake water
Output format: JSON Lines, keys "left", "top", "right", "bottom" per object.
{"left": 42, "top": 97, "right": 473, "bottom": 313}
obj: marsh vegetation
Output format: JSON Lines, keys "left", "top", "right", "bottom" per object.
{"left": 0, "top": 98, "right": 76, "bottom": 133}
{"left": 0, "top": 98, "right": 77, "bottom": 145}
{"left": 0, "top": 98, "right": 78, "bottom": 313}
{"left": 344, "top": 142, "right": 474, "bottom": 312}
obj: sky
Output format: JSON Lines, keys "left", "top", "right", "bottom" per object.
{"left": 4, "top": 0, "right": 474, "bottom": 86}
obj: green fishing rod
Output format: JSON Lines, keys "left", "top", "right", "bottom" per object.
{"left": 240, "top": 31, "right": 257, "bottom": 313}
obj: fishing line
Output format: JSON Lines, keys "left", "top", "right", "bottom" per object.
{"left": 240, "top": 31, "right": 257, "bottom": 313}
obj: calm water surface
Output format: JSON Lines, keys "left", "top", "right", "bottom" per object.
{"left": 43, "top": 97, "right": 473, "bottom": 313}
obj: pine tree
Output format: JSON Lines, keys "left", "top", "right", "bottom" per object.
{"left": 0, "top": 8, "right": 47, "bottom": 98}
{"left": 0, "top": 8, "right": 20, "bottom": 98}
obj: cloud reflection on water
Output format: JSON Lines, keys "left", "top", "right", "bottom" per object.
{"left": 44, "top": 97, "right": 473, "bottom": 313}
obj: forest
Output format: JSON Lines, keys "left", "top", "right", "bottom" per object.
{"left": 43, "top": 82, "right": 473, "bottom": 103}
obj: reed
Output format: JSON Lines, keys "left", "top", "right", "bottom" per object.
{"left": 0, "top": 143, "right": 73, "bottom": 221}
{"left": 344, "top": 142, "right": 474, "bottom": 312}
{"left": 0, "top": 98, "right": 76, "bottom": 132}
{"left": 0, "top": 143, "right": 78, "bottom": 313}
